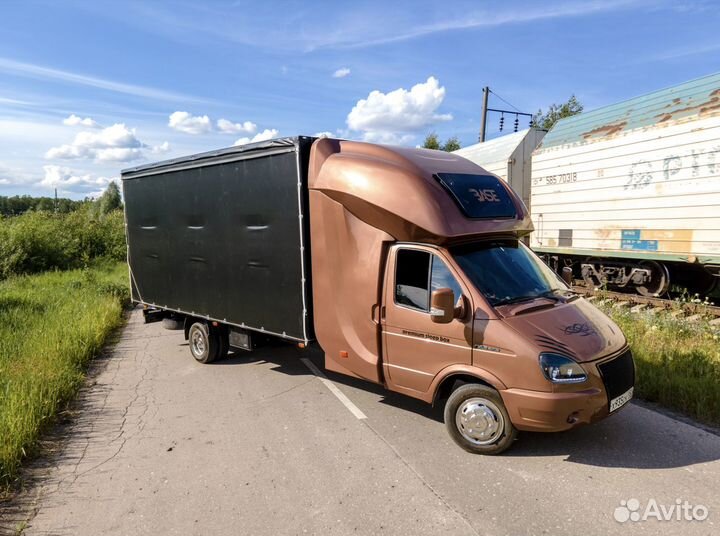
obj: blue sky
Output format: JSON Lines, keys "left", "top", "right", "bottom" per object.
{"left": 0, "top": 0, "right": 719, "bottom": 198}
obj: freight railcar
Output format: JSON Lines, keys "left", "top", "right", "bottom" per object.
{"left": 458, "top": 73, "right": 720, "bottom": 296}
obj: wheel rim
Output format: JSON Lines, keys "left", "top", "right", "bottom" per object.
{"left": 455, "top": 397, "right": 504, "bottom": 445}
{"left": 191, "top": 329, "right": 206, "bottom": 357}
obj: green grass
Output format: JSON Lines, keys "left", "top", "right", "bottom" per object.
{"left": 0, "top": 261, "right": 128, "bottom": 485}
{"left": 600, "top": 303, "right": 720, "bottom": 427}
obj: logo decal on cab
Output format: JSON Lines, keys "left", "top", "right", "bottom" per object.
{"left": 468, "top": 188, "right": 500, "bottom": 203}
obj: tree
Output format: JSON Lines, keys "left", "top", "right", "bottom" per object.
{"left": 35, "top": 198, "right": 55, "bottom": 212}
{"left": 422, "top": 132, "right": 441, "bottom": 150}
{"left": 442, "top": 136, "right": 461, "bottom": 152}
{"left": 533, "top": 95, "right": 583, "bottom": 130}
{"left": 96, "top": 181, "right": 122, "bottom": 218}
{"left": 422, "top": 132, "right": 462, "bottom": 152}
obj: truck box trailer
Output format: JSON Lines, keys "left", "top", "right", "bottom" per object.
{"left": 122, "top": 136, "right": 634, "bottom": 454}
{"left": 123, "top": 137, "right": 313, "bottom": 342}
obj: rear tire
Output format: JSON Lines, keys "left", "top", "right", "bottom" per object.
{"left": 444, "top": 384, "right": 517, "bottom": 455}
{"left": 189, "top": 322, "right": 219, "bottom": 364}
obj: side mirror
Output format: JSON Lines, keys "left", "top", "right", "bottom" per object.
{"left": 430, "top": 288, "right": 455, "bottom": 324}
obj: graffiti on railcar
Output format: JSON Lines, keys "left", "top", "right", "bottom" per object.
{"left": 625, "top": 146, "right": 720, "bottom": 190}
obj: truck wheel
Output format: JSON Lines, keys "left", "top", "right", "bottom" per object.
{"left": 444, "top": 384, "right": 517, "bottom": 455}
{"left": 188, "top": 322, "right": 219, "bottom": 364}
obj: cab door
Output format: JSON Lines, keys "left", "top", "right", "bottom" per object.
{"left": 381, "top": 245, "right": 473, "bottom": 395}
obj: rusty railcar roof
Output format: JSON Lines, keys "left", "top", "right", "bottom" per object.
{"left": 536, "top": 71, "right": 720, "bottom": 152}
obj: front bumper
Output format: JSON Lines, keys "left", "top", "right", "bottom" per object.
{"left": 501, "top": 348, "right": 635, "bottom": 432}
{"left": 501, "top": 386, "right": 610, "bottom": 432}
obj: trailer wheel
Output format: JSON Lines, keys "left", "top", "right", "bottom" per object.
{"left": 188, "top": 322, "right": 219, "bottom": 364}
{"left": 444, "top": 384, "right": 517, "bottom": 455}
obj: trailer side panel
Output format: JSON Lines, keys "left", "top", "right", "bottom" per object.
{"left": 122, "top": 138, "right": 313, "bottom": 341}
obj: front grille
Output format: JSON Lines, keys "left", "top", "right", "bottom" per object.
{"left": 598, "top": 349, "right": 635, "bottom": 404}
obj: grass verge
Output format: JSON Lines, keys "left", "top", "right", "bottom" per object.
{"left": 0, "top": 261, "right": 128, "bottom": 486}
{"left": 600, "top": 303, "right": 720, "bottom": 427}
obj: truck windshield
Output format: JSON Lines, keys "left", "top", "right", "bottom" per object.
{"left": 452, "top": 239, "right": 567, "bottom": 306}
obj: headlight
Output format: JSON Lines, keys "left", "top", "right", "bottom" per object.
{"left": 539, "top": 353, "right": 587, "bottom": 384}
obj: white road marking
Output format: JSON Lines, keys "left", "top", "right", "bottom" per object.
{"left": 301, "top": 358, "right": 367, "bottom": 420}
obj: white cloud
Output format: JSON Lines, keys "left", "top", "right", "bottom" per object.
{"left": 45, "top": 123, "right": 145, "bottom": 163}
{"left": 63, "top": 114, "right": 100, "bottom": 128}
{"left": 346, "top": 76, "right": 452, "bottom": 144}
{"left": 313, "top": 131, "right": 334, "bottom": 138}
{"left": 332, "top": 67, "right": 351, "bottom": 78}
{"left": 233, "top": 128, "right": 279, "bottom": 146}
{"left": 0, "top": 161, "right": 39, "bottom": 185}
{"left": 0, "top": 56, "right": 208, "bottom": 103}
{"left": 307, "top": 0, "right": 646, "bottom": 50}
{"left": 95, "top": 147, "right": 144, "bottom": 162}
{"left": 217, "top": 118, "right": 257, "bottom": 134}
{"left": 361, "top": 131, "right": 416, "bottom": 145}
{"left": 168, "top": 111, "right": 212, "bottom": 134}
{"left": 118, "top": 1, "right": 644, "bottom": 53}
{"left": 151, "top": 141, "right": 170, "bottom": 154}
{"left": 41, "top": 165, "right": 116, "bottom": 194}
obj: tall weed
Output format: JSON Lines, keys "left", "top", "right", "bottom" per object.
{"left": 0, "top": 262, "right": 128, "bottom": 485}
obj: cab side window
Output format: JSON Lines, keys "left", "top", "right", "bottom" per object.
{"left": 431, "top": 256, "right": 462, "bottom": 306}
{"left": 395, "top": 249, "right": 431, "bottom": 311}
{"left": 395, "top": 249, "right": 463, "bottom": 312}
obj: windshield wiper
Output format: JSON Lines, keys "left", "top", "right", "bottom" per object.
{"left": 493, "top": 294, "right": 542, "bottom": 306}
{"left": 494, "top": 291, "right": 562, "bottom": 306}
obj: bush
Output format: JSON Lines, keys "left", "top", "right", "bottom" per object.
{"left": 0, "top": 206, "right": 125, "bottom": 280}
{"left": 600, "top": 304, "right": 720, "bottom": 426}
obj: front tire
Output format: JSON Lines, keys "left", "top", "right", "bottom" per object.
{"left": 444, "top": 384, "right": 517, "bottom": 455}
{"left": 189, "top": 322, "right": 219, "bottom": 364}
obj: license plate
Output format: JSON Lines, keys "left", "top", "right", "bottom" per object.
{"left": 609, "top": 386, "right": 634, "bottom": 412}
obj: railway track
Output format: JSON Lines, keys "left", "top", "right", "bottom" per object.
{"left": 572, "top": 285, "right": 720, "bottom": 322}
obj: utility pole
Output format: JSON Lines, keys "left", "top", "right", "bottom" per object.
{"left": 478, "top": 85, "right": 533, "bottom": 143}
{"left": 54, "top": 188, "right": 58, "bottom": 213}
{"left": 478, "top": 86, "right": 489, "bottom": 143}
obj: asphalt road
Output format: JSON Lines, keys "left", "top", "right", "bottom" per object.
{"left": 10, "top": 309, "right": 720, "bottom": 535}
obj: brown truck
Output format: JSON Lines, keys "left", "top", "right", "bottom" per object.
{"left": 122, "top": 136, "right": 634, "bottom": 454}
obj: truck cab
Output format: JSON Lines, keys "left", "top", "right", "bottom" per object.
{"left": 308, "top": 138, "right": 634, "bottom": 454}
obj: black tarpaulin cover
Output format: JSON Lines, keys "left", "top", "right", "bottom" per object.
{"left": 122, "top": 136, "right": 314, "bottom": 342}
